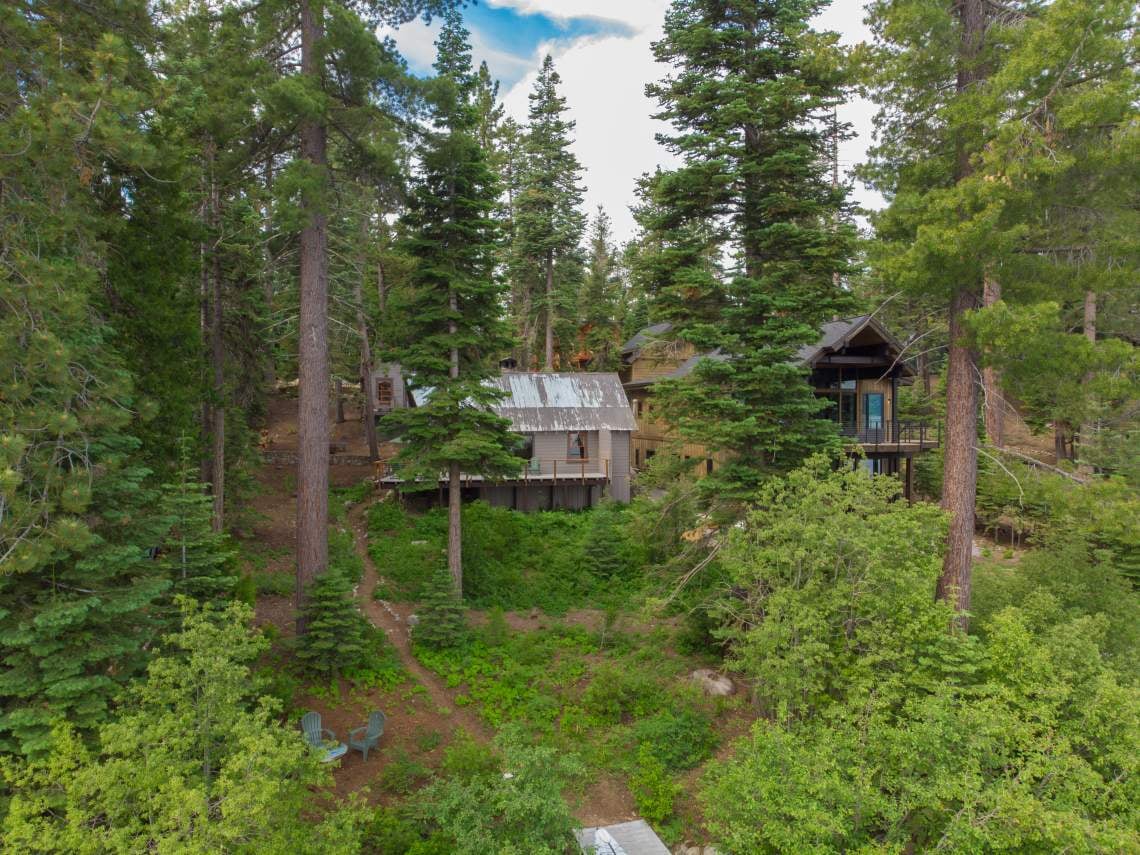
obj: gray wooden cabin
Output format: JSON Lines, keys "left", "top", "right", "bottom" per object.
{"left": 386, "top": 372, "right": 634, "bottom": 511}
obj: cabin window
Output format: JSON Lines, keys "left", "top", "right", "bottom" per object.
{"left": 376, "top": 379, "right": 393, "bottom": 410}
{"left": 646, "top": 449, "right": 656, "bottom": 462}
{"left": 518, "top": 433, "right": 534, "bottom": 460}
{"left": 568, "top": 432, "right": 587, "bottom": 459}
{"left": 705, "top": 458, "right": 713, "bottom": 475}
{"left": 634, "top": 399, "right": 642, "bottom": 417}
{"left": 635, "top": 449, "right": 641, "bottom": 467}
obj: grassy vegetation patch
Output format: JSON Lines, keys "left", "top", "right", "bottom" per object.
{"left": 366, "top": 498, "right": 649, "bottom": 613}
{"left": 414, "top": 620, "right": 726, "bottom": 782}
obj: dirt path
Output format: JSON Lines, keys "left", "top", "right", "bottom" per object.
{"left": 346, "top": 500, "right": 493, "bottom": 743}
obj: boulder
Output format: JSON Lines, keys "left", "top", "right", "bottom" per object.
{"left": 690, "top": 668, "right": 734, "bottom": 697}
{"left": 406, "top": 613, "right": 420, "bottom": 628}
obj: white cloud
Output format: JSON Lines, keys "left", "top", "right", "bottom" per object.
{"left": 499, "top": 2, "right": 673, "bottom": 243}
{"left": 484, "top": 0, "right": 664, "bottom": 28}
{"left": 391, "top": 1, "right": 884, "bottom": 242}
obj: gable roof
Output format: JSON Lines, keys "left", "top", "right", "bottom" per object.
{"left": 410, "top": 372, "right": 637, "bottom": 433}
{"left": 794, "top": 314, "right": 910, "bottom": 370}
{"left": 620, "top": 322, "right": 673, "bottom": 357}
{"left": 492, "top": 372, "right": 637, "bottom": 432}
{"left": 623, "top": 315, "right": 913, "bottom": 387}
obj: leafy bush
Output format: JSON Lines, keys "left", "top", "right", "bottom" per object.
{"left": 417, "top": 729, "right": 584, "bottom": 855}
{"left": 699, "top": 457, "right": 1140, "bottom": 852}
{"left": 378, "top": 749, "right": 433, "bottom": 795}
{"left": 633, "top": 710, "right": 718, "bottom": 771}
{"left": 581, "top": 665, "right": 665, "bottom": 726}
{"left": 630, "top": 743, "right": 679, "bottom": 825}
{"left": 440, "top": 730, "right": 501, "bottom": 780}
{"left": 367, "top": 500, "right": 647, "bottom": 612}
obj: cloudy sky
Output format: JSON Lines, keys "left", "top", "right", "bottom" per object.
{"left": 386, "top": 1, "right": 879, "bottom": 242}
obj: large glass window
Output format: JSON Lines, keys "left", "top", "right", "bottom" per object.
{"left": 863, "top": 393, "right": 884, "bottom": 430}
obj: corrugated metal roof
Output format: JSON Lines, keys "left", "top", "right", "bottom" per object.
{"left": 576, "top": 820, "right": 672, "bottom": 854}
{"left": 410, "top": 373, "right": 636, "bottom": 433}
{"left": 492, "top": 373, "right": 636, "bottom": 432}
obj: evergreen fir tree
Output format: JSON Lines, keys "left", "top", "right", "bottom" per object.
{"left": 582, "top": 503, "right": 628, "bottom": 580}
{"left": 381, "top": 11, "right": 519, "bottom": 597}
{"left": 638, "top": 0, "right": 856, "bottom": 506}
{"left": 294, "top": 568, "right": 368, "bottom": 682}
{"left": 412, "top": 567, "right": 468, "bottom": 650}
{"left": 0, "top": 0, "right": 174, "bottom": 757}
{"left": 157, "top": 442, "right": 237, "bottom": 601}
{"left": 578, "top": 207, "right": 625, "bottom": 371}
{"left": 514, "top": 55, "right": 587, "bottom": 370}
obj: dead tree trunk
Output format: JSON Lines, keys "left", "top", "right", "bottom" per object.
{"left": 543, "top": 248, "right": 555, "bottom": 371}
{"left": 982, "top": 273, "right": 1003, "bottom": 448}
{"left": 295, "top": 0, "right": 330, "bottom": 631}
{"left": 936, "top": 0, "right": 987, "bottom": 632}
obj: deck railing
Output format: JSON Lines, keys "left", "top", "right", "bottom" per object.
{"left": 378, "top": 457, "right": 614, "bottom": 484}
{"left": 837, "top": 420, "right": 941, "bottom": 448}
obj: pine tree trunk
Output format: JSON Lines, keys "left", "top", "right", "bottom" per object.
{"left": 209, "top": 161, "right": 225, "bottom": 533}
{"left": 263, "top": 156, "right": 277, "bottom": 391}
{"left": 448, "top": 286, "right": 462, "bottom": 596}
{"left": 936, "top": 0, "right": 987, "bottom": 631}
{"left": 296, "top": 0, "right": 329, "bottom": 631}
{"left": 938, "top": 288, "right": 980, "bottom": 626}
{"left": 544, "top": 248, "right": 555, "bottom": 370}
{"left": 1078, "top": 290, "right": 1096, "bottom": 459}
{"left": 355, "top": 226, "right": 379, "bottom": 461}
{"left": 982, "top": 273, "right": 1003, "bottom": 448}
{"left": 448, "top": 460, "right": 462, "bottom": 597}
{"left": 334, "top": 378, "right": 345, "bottom": 423}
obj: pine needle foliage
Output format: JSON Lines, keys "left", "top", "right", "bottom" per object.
{"left": 413, "top": 567, "right": 468, "bottom": 651}
{"left": 637, "top": 0, "right": 857, "bottom": 504}
{"left": 157, "top": 443, "right": 236, "bottom": 602}
{"left": 381, "top": 11, "right": 519, "bottom": 491}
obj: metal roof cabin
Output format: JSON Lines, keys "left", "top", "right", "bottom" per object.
{"left": 383, "top": 372, "right": 634, "bottom": 510}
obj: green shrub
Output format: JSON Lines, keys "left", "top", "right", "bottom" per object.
{"left": 482, "top": 606, "right": 510, "bottom": 647}
{"left": 581, "top": 665, "right": 664, "bottom": 725}
{"left": 421, "top": 729, "right": 583, "bottom": 855}
{"left": 368, "top": 496, "right": 408, "bottom": 533}
{"left": 379, "top": 749, "right": 433, "bottom": 795}
{"left": 440, "top": 731, "right": 501, "bottom": 780}
{"left": 633, "top": 709, "right": 718, "bottom": 771}
{"left": 366, "top": 500, "right": 648, "bottom": 613}
{"left": 629, "top": 743, "right": 679, "bottom": 825}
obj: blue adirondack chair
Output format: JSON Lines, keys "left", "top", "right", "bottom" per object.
{"left": 301, "top": 711, "right": 347, "bottom": 763}
{"left": 347, "top": 711, "right": 386, "bottom": 761}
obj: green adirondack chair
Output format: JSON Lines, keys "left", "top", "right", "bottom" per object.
{"left": 301, "top": 711, "right": 347, "bottom": 763}
{"left": 347, "top": 711, "right": 385, "bottom": 761}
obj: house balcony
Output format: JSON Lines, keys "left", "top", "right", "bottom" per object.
{"left": 378, "top": 457, "right": 617, "bottom": 488}
{"left": 837, "top": 420, "right": 941, "bottom": 453}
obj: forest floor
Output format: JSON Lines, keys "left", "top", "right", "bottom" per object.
{"left": 242, "top": 393, "right": 642, "bottom": 827}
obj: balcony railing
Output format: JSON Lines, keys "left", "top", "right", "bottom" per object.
{"left": 378, "top": 457, "right": 616, "bottom": 484}
{"left": 837, "top": 420, "right": 941, "bottom": 448}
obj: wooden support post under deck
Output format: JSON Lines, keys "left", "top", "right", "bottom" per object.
{"left": 905, "top": 455, "right": 914, "bottom": 503}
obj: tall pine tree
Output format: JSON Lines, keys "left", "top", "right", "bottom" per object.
{"left": 382, "top": 12, "right": 519, "bottom": 597}
{"left": 514, "top": 55, "right": 586, "bottom": 370}
{"left": 638, "top": 0, "right": 856, "bottom": 505}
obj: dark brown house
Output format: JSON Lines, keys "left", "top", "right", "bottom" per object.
{"left": 619, "top": 315, "right": 939, "bottom": 497}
